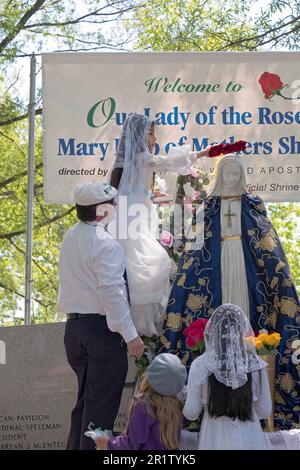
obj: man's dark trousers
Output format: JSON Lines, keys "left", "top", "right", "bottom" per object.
{"left": 64, "top": 314, "right": 128, "bottom": 450}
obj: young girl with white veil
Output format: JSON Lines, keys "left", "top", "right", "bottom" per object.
{"left": 110, "top": 113, "right": 209, "bottom": 337}
{"left": 183, "top": 303, "right": 272, "bottom": 450}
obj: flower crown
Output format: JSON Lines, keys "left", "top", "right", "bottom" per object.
{"left": 208, "top": 140, "right": 247, "bottom": 158}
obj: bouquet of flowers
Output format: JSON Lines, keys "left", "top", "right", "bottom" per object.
{"left": 157, "top": 167, "right": 210, "bottom": 279}
{"left": 183, "top": 318, "right": 209, "bottom": 358}
{"left": 254, "top": 329, "right": 281, "bottom": 354}
{"left": 135, "top": 335, "right": 162, "bottom": 378}
{"left": 251, "top": 329, "right": 281, "bottom": 432}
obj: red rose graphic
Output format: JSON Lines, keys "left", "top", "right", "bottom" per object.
{"left": 259, "top": 72, "right": 284, "bottom": 100}
{"left": 258, "top": 71, "right": 300, "bottom": 101}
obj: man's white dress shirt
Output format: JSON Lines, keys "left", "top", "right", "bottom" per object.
{"left": 58, "top": 220, "right": 137, "bottom": 343}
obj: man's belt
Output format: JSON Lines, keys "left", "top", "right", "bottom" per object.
{"left": 67, "top": 313, "right": 103, "bottom": 319}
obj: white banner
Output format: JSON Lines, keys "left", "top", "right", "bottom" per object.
{"left": 42, "top": 52, "right": 300, "bottom": 203}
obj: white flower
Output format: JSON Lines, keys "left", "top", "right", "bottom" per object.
{"left": 183, "top": 182, "right": 195, "bottom": 198}
{"left": 156, "top": 176, "right": 167, "bottom": 193}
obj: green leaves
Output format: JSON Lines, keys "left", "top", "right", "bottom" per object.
{"left": 267, "top": 202, "right": 300, "bottom": 294}
{"left": 128, "top": 0, "right": 300, "bottom": 52}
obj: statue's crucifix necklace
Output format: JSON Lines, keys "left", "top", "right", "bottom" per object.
{"left": 221, "top": 196, "right": 241, "bottom": 228}
{"left": 224, "top": 201, "right": 235, "bottom": 228}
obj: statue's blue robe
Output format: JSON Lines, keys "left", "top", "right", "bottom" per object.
{"left": 160, "top": 193, "right": 300, "bottom": 429}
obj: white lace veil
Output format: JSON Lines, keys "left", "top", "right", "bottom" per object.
{"left": 113, "top": 113, "right": 154, "bottom": 196}
{"left": 204, "top": 304, "right": 267, "bottom": 389}
{"left": 209, "top": 153, "right": 248, "bottom": 196}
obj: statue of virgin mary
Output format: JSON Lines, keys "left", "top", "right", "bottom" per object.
{"left": 160, "top": 153, "right": 300, "bottom": 429}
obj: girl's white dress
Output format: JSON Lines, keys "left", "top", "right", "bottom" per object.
{"left": 114, "top": 145, "right": 197, "bottom": 337}
{"left": 183, "top": 355, "right": 272, "bottom": 450}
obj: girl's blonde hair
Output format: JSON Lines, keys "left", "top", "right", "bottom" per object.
{"left": 126, "top": 375, "right": 182, "bottom": 450}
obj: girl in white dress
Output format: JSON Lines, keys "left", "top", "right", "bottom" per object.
{"left": 183, "top": 303, "right": 272, "bottom": 450}
{"left": 110, "top": 113, "right": 209, "bottom": 336}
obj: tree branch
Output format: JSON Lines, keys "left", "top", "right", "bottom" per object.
{"left": 8, "top": 238, "right": 58, "bottom": 291}
{"left": 23, "top": 1, "right": 143, "bottom": 29}
{"left": 0, "top": 163, "right": 42, "bottom": 190}
{"left": 0, "top": 281, "right": 50, "bottom": 308}
{"left": 0, "top": 108, "right": 42, "bottom": 127}
{"left": 220, "top": 14, "right": 300, "bottom": 50}
{"left": 0, "top": 207, "right": 75, "bottom": 240}
{"left": 0, "top": 0, "right": 48, "bottom": 54}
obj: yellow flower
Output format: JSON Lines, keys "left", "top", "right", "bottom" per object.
{"left": 257, "top": 333, "right": 268, "bottom": 344}
{"left": 272, "top": 332, "right": 281, "bottom": 341}
{"left": 264, "top": 335, "right": 279, "bottom": 347}
{"left": 255, "top": 339, "right": 264, "bottom": 350}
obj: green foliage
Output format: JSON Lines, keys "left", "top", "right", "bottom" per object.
{"left": 128, "top": 0, "right": 300, "bottom": 51}
{"left": 267, "top": 203, "right": 300, "bottom": 294}
{"left": 0, "top": 114, "right": 77, "bottom": 324}
{"left": 128, "top": 0, "right": 257, "bottom": 51}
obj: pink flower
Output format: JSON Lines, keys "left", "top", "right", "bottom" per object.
{"left": 160, "top": 230, "right": 174, "bottom": 247}
{"left": 191, "top": 168, "right": 199, "bottom": 178}
{"left": 183, "top": 318, "right": 208, "bottom": 355}
{"left": 186, "top": 336, "right": 196, "bottom": 348}
{"left": 183, "top": 199, "right": 193, "bottom": 214}
{"left": 192, "top": 191, "right": 200, "bottom": 201}
{"left": 193, "top": 319, "right": 208, "bottom": 329}
{"left": 189, "top": 332, "right": 202, "bottom": 343}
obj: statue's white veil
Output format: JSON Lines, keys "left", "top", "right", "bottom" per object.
{"left": 209, "top": 153, "right": 248, "bottom": 196}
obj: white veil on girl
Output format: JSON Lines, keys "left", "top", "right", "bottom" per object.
{"left": 111, "top": 114, "right": 171, "bottom": 337}
{"left": 113, "top": 113, "right": 154, "bottom": 196}
{"left": 204, "top": 304, "right": 267, "bottom": 389}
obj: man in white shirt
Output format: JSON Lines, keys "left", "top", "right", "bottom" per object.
{"left": 58, "top": 182, "right": 144, "bottom": 450}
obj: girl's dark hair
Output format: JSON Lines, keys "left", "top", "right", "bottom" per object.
{"left": 76, "top": 200, "right": 114, "bottom": 222}
{"left": 110, "top": 168, "right": 123, "bottom": 190}
{"left": 208, "top": 372, "right": 253, "bottom": 422}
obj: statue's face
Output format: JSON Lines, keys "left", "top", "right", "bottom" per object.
{"left": 222, "top": 162, "right": 241, "bottom": 192}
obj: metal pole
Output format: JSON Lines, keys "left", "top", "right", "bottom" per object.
{"left": 24, "top": 54, "right": 37, "bottom": 325}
